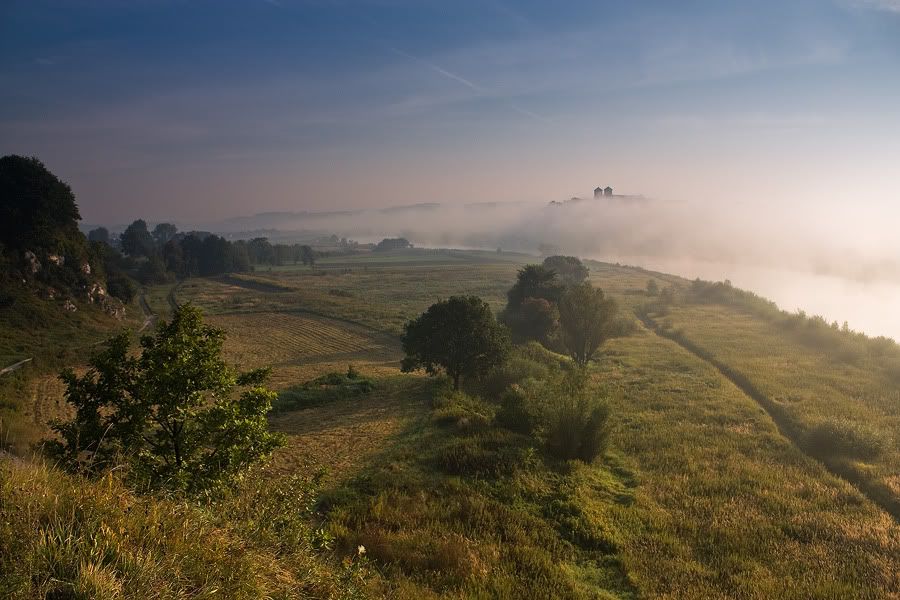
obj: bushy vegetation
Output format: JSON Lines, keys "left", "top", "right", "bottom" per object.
{"left": 275, "top": 368, "right": 375, "bottom": 412}
{"left": 0, "top": 459, "right": 361, "bottom": 599}
{"left": 48, "top": 304, "right": 283, "bottom": 494}
{"left": 401, "top": 296, "right": 510, "bottom": 390}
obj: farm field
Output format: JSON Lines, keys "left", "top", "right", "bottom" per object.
{"left": 165, "top": 250, "right": 899, "bottom": 596}
{"left": 3, "top": 249, "right": 899, "bottom": 597}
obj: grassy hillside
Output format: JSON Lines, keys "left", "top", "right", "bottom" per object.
{"left": 0, "top": 285, "right": 143, "bottom": 453}
{"left": 3, "top": 249, "right": 899, "bottom": 598}
{"left": 0, "top": 457, "right": 361, "bottom": 599}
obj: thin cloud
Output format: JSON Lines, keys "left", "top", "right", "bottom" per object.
{"left": 390, "top": 47, "right": 549, "bottom": 123}
{"left": 845, "top": 0, "right": 900, "bottom": 11}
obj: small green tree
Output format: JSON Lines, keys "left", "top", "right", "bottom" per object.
{"left": 544, "top": 369, "right": 610, "bottom": 463}
{"left": 505, "top": 265, "right": 564, "bottom": 310}
{"left": 542, "top": 255, "right": 589, "bottom": 286}
{"left": 401, "top": 296, "right": 510, "bottom": 390}
{"left": 48, "top": 304, "right": 283, "bottom": 493}
{"left": 558, "top": 282, "right": 618, "bottom": 366}
{"left": 646, "top": 279, "right": 659, "bottom": 296}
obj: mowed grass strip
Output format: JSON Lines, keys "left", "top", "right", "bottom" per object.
{"left": 659, "top": 303, "right": 900, "bottom": 517}
{"left": 595, "top": 327, "right": 900, "bottom": 598}
{"left": 205, "top": 311, "right": 400, "bottom": 371}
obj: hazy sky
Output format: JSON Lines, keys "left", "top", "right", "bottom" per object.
{"left": 2, "top": 0, "right": 899, "bottom": 223}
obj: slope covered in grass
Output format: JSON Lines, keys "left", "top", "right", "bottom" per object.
{"left": 0, "top": 456, "right": 360, "bottom": 599}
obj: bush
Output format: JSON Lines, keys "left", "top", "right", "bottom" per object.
{"left": 106, "top": 271, "right": 137, "bottom": 303}
{"left": 476, "top": 356, "right": 550, "bottom": 400}
{"left": 545, "top": 391, "right": 610, "bottom": 463}
{"left": 495, "top": 387, "right": 542, "bottom": 436}
{"left": 807, "top": 420, "right": 890, "bottom": 460}
{"left": 431, "top": 390, "right": 494, "bottom": 432}
{"left": 274, "top": 370, "right": 374, "bottom": 412}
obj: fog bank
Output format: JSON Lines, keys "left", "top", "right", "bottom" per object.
{"left": 213, "top": 195, "right": 900, "bottom": 339}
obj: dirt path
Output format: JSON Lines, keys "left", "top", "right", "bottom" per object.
{"left": 637, "top": 310, "right": 900, "bottom": 523}
{"left": 138, "top": 290, "right": 157, "bottom": 332}
{"left": 0, "top": 358, "right": 32, "bottom": 377}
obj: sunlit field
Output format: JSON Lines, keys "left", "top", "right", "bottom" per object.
{"left": 137, "top": 250, "right": 900, "bottom": 597}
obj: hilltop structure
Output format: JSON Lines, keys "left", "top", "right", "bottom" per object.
{"left": 593, "top": 186, "right": 615, "bottom": 198}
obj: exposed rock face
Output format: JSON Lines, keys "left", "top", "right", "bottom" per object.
{"left": 85, "top": 282, "right": 125, "bottom": 319}
{"left": 23, "top": 251, "right": 40, "bottom": 274}
{"left": 48, "top": 254, "right": 64, "bottom": 266}
{"left": 63, "top": 299, "right": 77, "bottom": 312}
{"left": 81, "top": 262, "right": 91, "bottom": 275}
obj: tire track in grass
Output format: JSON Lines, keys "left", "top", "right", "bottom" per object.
{"left": 637, "top": 310, "right": 900, "bottom": 523}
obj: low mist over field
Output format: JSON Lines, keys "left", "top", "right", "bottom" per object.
{"left": 207, "top": 193, "right": 900, "bottom": 338}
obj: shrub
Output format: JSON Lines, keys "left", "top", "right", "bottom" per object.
{"left": 495, "top": 386, "right": 542, "bottom": 436}
{"left": 807, "top": 420, "right": 890, "bottom": 460}
{"left": 275, "top": 370, "right": 374, "bottom": 412}
{"left": 476, "top": 356, "right": 550, "bottom": 400}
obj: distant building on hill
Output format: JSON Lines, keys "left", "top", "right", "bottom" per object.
{"left": 594, "top": 186, "right": 603, "bottom": 199}
{"left": 604, "top": 186, "right": 613, "bottom": 197}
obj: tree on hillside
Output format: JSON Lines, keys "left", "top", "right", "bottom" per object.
{"left": 120, "top": 219, "right": 155, "bottom": 257}
{"left": 0, "top": 155, "right": 82, "bottom": 254}
{"left": 48, "top": 304, "right": 283, "bottom": 493}
{"left": 88, "top": 227, "right": 110, "bottom": 245}
{"left": 503, "top": 296, "right": 558, "bottom": 344}
{"left": 558, "top": 282, "right": 618, "bottom": 366}
{"left": 401, "top": 296, "right": 510, "bottom": 390}
{"left": 505, "top": 265, "right": 565, "bottom": 311}
{"left": 152, "top": 222, "right": 178, "bottom": 246}
{"left": 542, "top": 255, "right": 589, "bottom": 286}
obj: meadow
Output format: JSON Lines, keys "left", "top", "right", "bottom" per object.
{"left": 2, "top": 248, "right": 899, "bottom": 598}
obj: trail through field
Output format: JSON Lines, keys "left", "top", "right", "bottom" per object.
{"left": 267, "top": 378, "right": 427, "bottom": 483}
{"left": 637, "top": 311, "right": 900, "bottom": 523}
{"left": 0, "top": 358, "right": 32, "bottom": 377}
{"left": 138, "top": 291, "right": 157, "bottom": 332}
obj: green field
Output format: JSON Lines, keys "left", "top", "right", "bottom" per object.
{"left": 2, "top": 248, "right": 899, "bottom": 598}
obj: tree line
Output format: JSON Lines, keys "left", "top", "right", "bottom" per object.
{"left": 85, "top": 220, "right": 321, "bottom": 300}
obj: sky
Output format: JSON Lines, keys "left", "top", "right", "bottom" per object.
{"left": 1, "top": 0, "right": 900, "bottom": 225}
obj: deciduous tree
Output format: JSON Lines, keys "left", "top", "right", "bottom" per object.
{"left": 558, "top": 283, "right": 618, "bottom": 366}
{"left": 48, "top": 305, "right": 283, "bottom": 493}
{"left": 401, "top": 296, "right": 510, "bottom": 390}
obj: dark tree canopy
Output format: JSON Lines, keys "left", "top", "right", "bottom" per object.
{"left": 88, "top": 227, "right": 110, "bottom": 245}
{"left": 401, "top": 296, "right": 510, "bottom": 390}
{"left": 152, "top": 222, "right": 178, "bottom": 246}
{"left": 558, "top": 283, "right": 619, "bottom": 366}
{"left": 503, "top": 296, "right": 558, "bottom": 344}
{"left": 299, "top": 244, "right": 316, "bottom": 267}
{"left": 49, "top": 305, "right": 283, "bottom": 493}
{"left": 120, "top": 219, "right": 155, "bottom": 257}
{"left": 0, "top": 155, "right": 82, "bottom": 253}
{"left": 506, "top": 265, "right": 564, "bottom": 311}
{"left": 374, "top": 237, "right": 412, "bottom": 252}
{"left": 542, "top": 255, "right": 589, "bottom": 286}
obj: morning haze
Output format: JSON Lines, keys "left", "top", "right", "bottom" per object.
{"left": 2, "top": 1, "right": 900, "bottom": 598}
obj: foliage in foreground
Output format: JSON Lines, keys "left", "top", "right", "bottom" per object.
{"left": 0, "top": 458, "right": 362, "bottom": 600}
{"left": 48, "top": 304, "right": 283, "bottom": 494}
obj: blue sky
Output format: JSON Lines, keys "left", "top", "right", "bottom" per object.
{"left": 1, "top": 0, "right": 899, "bottom": 223}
